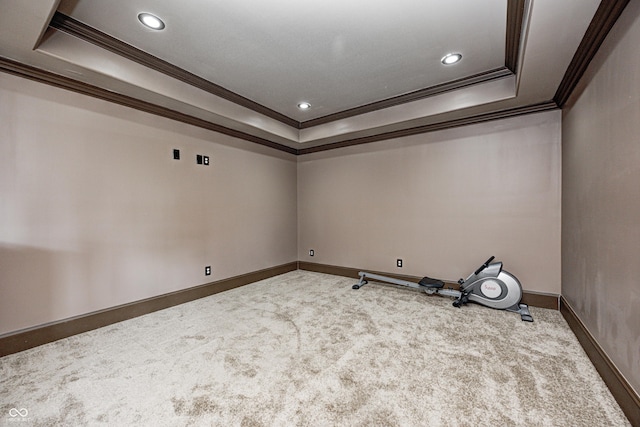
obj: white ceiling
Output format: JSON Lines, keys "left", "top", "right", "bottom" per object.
{"left": 0, "top": 0, "right": 603, "bottom": 151}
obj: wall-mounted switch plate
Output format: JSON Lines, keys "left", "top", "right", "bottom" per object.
{"left": 203, "top": 156, "right": 209, "bottom": 165}
{"left": 309, "top": 249, "right": 314, "bottom": 256}
{"left": 397, "top": 259, "right": 403, "bottom": 268}
{"left": 205, "top": 266, "right": 211, "bottom": 276}
{"left": 196, "top": 155, "right": 203, "bottom": 165}
{"left": 173, "top": 149, "right": 180, "bottom": 160}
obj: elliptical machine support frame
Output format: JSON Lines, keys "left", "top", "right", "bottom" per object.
{"left": 352, "top": 256, "right": 533, "bottom": 322}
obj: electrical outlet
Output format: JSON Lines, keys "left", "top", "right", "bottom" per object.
{"left": 397, "top": 259, "right": 403, "bottom": 268}
{"left": 173, "top": 149, "right": 180, "bottom": 160}
{"left": 309, "top": 249, "right": 314, "bottom": 257}
{"left": 203, "top": 156, "right": 209, "bottom": 165}
{"left": 205, "top": 266, "right": 211, "bottom": 276}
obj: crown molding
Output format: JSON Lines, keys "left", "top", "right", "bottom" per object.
{"left": 0, "top": 56, "right": 298, "bottom": 155}
{"left": 505, "top": 0, "right": 526, "bottom": 73}
{"left": 554, "top": 0, "right": 630, "bottom": 107}
{"left": 298, "top": 67, "right": 514, "bottom": 129}
{"left": 1, "top": 55, "right": 561, "bottom": 156}
{"left": 297, "top": 101, "right": 559, "bottom": 155}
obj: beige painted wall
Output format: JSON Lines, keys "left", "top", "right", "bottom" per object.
{"left": 298, "top": 110, "right": 562, "bottom": 294}
{"left": 0, "top": 73, "right": 298, "bottom": 335}
{"left": 562, "top": 0, "right": 640, "bottom": 396}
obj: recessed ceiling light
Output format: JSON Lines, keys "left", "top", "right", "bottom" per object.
{"left": 138, "top": 13, "right": 165, "bottom": 30}
{"left": 441, "top": 53, "right": 462, "bottom": 65}
{"left": 298, "top": 102, "right": 311, "bottom": 110}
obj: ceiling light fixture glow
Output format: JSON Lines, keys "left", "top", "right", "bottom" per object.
{"left": 138, "top": 13, "right": 165, "bottom": 30}
{"left": 441, "top": 53, "right": 462, "bottom": 65}
{"left": 298, "top": 102, "right": 311, "bottom": 110}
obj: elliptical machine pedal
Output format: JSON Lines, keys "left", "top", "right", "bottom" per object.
{"left": 516, "top": 303, "right": 534, "bottom": 322}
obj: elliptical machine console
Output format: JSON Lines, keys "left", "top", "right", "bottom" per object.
{"left": 353, "top": 256, "right": 533, "bottom": 322}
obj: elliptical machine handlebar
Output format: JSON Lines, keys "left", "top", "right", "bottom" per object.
{"left": 459, "top": 256, "right": 496, "bottom": 285}
{"left": 474, "top": 256, "right": 495, "bottom": 275}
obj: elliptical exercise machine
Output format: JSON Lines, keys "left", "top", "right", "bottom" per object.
{"left": 352, "top": 256, "right": 533, "bottom": 322}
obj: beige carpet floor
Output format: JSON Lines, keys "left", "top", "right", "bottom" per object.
{"left": 0, "top": 270, "right": 630, "bottom": 426}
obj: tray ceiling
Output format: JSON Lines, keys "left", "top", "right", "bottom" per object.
{"left": 0, "top": 0, "right": 623, "bottom": 153}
